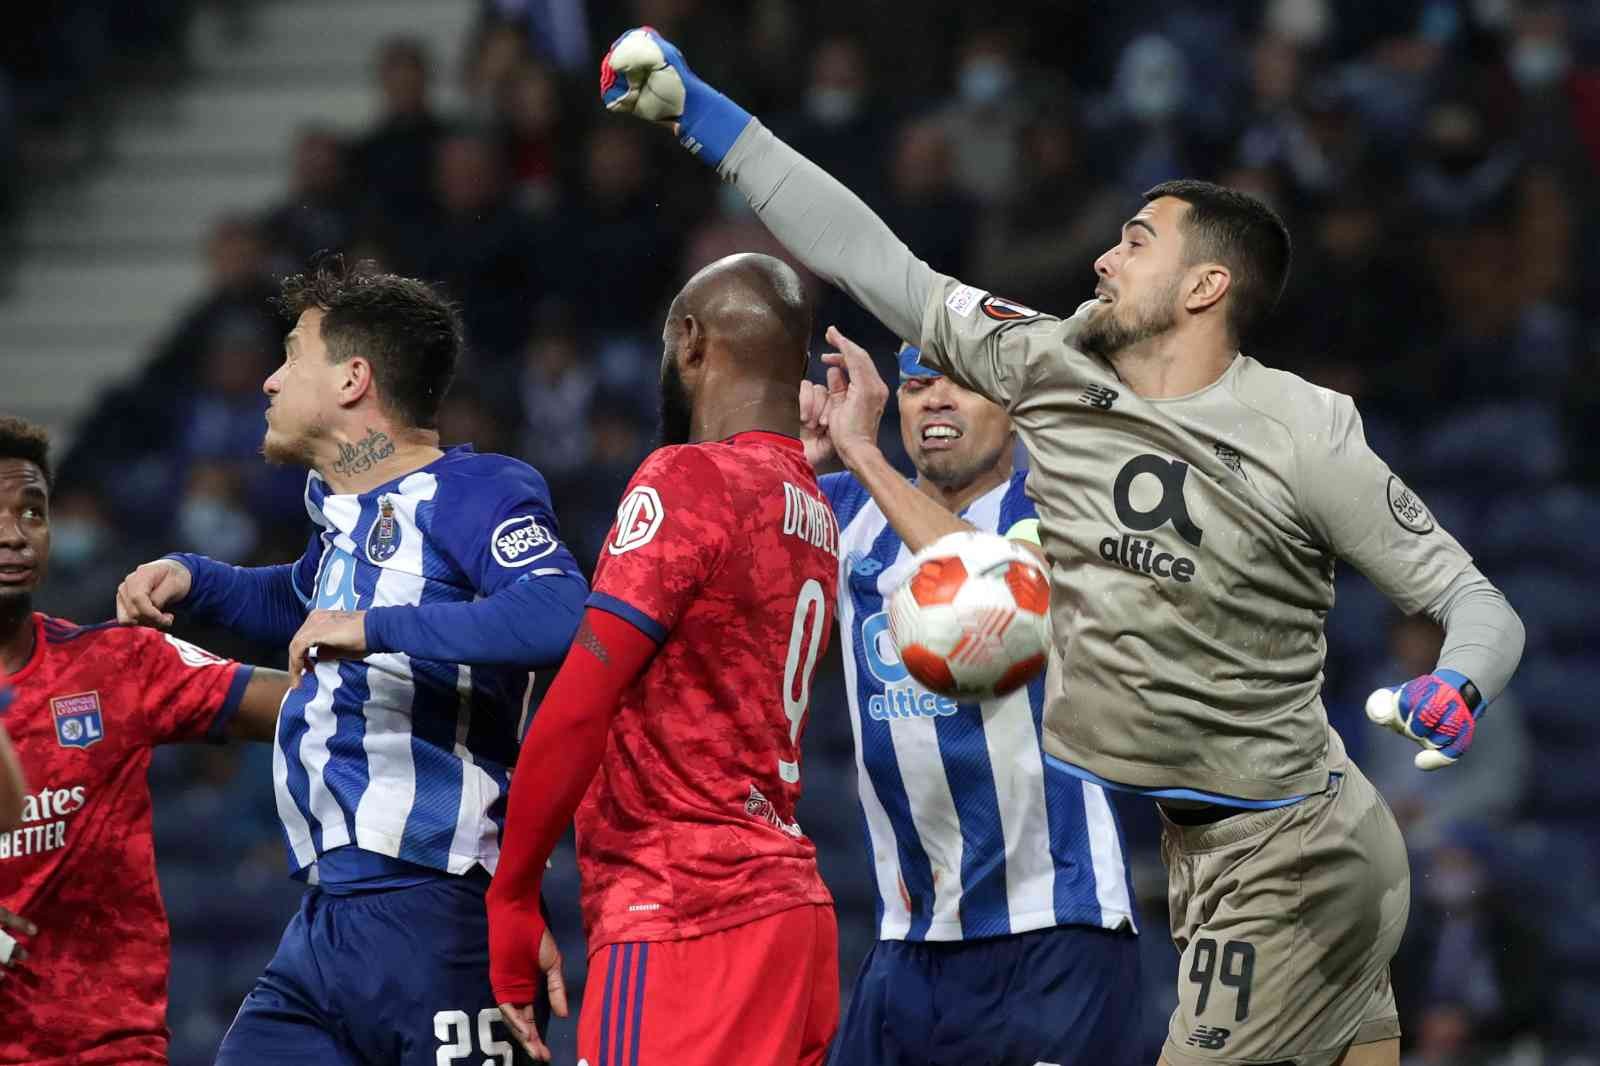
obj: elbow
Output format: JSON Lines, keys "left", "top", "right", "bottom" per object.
{"left": 0, "top": 778, "right": 25, "bottom": 831}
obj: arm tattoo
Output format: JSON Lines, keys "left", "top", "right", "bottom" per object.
{"left": 575, "top": 618, "right": 609, "bottom": 664}
{"left": 331, "top": 429, "right": 397, "bottom": 476}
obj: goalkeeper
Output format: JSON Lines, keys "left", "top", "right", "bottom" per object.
{"left": 601, "top": 28, "right": 1524, "bottom": 1066}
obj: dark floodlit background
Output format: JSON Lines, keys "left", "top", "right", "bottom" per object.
{"left": 4, "top": 1, "right": 1598, "bottom": 1062}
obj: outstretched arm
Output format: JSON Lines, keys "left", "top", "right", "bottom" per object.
{"left": 224, "top": 667, "right": 293, "bottom": 743}
{"left": 602, "top": 28, "right": 938, "bottom": 346}
{"left": 486, "top": 607, "right": 658, "bottom": 1059}
{"left": 118, "top": 535, "right": 321, "bottom": 650}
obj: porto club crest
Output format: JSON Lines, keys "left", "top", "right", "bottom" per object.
{"left": 366, "top": 495, "right": 402, "bottom": 563}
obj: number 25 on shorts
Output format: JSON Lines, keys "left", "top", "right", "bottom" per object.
{"left": 434, "top": 1009, "right": 514, "bottom": 1066}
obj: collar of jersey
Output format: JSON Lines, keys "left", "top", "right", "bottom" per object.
{"left": 0, "top": 615, "right": 50, "bottom": 693}
{"left": 718, "top": 430, "right": 803, "bottom": 452}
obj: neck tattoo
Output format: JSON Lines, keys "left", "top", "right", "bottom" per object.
{"left": 332, "top": 429, "right": 397, "bottom": 478}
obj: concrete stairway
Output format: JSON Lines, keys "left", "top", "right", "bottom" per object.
{"left": 0, "top": 0, "right": 476, "bottom": 446}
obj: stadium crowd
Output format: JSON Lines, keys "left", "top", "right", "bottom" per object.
{"left": 9, "top": 0, "right": 1600, "bottom": 1062}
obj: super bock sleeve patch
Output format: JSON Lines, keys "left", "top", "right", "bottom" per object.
{"left": 491, "top": 515, "right": 560, "bottom": 567}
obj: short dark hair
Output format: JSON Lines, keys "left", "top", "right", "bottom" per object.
{"left": 276, "top": 254, "right": 463, "bottom": 429}
{"left": 0, "top": 416, "right": 52, "bottom": 489}
{"left": 1144, "top": 179, "right": 1292, "bottom": 344}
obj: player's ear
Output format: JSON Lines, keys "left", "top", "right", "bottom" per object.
{"left": 338, "top": 356, "right": 376, "bottom": 408}
{"left": 681, "top": 314, "right": 708, "bottom": 368}
{"left": 1184, "top": 264, "right": 1230, "bottom": 315}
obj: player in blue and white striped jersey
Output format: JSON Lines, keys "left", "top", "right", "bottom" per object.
{"left": 801, "top": 330, "right": 1141, "bottom": 1065}
{"left": 116, "top": 258, "right": 584, "bottom": 1065}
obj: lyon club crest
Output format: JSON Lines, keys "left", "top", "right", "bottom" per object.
{"left": 51, "top": 691, "right": 104, "bottom": 749}
{"left": 366, "top": 495, "right": 402, "bottom": 563}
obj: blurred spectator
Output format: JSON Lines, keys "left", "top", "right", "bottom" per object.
{"left": 973, "top": 114, "right": 1125, "bottom": 313}
{"left": 494, "top": 60, "right": 567, "bottom": 215}
{"left": 1359, "top": 613, "right": 1530, "bottom": 853}
{"left": 461, "top": 18, "right": 531, "bottom": 123}
{"left": 351, "top": 36, "right": 446, "bottom": 225}
{"left": 554, "top": 123, "right": 675, "bottom": 334}
{"left": 880, "top": 120, "right": 976, "bottom": 276}
{"left": 31, "top": 486, "right": 138, "bottom": 625}
{"left": 935, "top": 27, "right": 1036, "bottom": 205}
{"left": 437, "top": 381, "right": 514, "bottom": 458}
{"left": 1092, "top": 33, "right": 1201, "bottom": 192}
{"left": 514, "top": 304, "right": 596, "bottom": 478}
{"left": 410, "top": 130, "right": 546, "bottom": 360}
{"left": 175, "top": 463, "right": 260, "bottom": 564}
{"left": 486, "top": 0, "right": 592, "bottom": 74}
{"left": 551, "top": 392, "right": 652, "bottom": 571}
{"left": 1391, "top": 840, "right": 1544, "bottom": 1062}
{"left": 183, "top": 313, "right": 274, "bottom": 467}
{"left": 58, "top": 214, "right": 281, "bottom": 534}
{"left": 149, "top": 214, "right": 280, "bottom": 390}
{"left": 1264, "top": 182, "right": 1445, "bottom": 397}
{"left": 262, "top": 125, "right": 356, "bottom": 272}
{"left": 768, "top": 36, "right": 893, "bottom": 210}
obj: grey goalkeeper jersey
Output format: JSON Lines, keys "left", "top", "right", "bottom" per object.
{"left": 721, "top": 119, "right": 1521, "bottom": 801}
{"left": 917, "top": 288, "right": 1470, "bottom": 798}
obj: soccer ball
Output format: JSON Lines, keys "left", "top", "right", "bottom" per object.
{"left": 887, "top": 531, "right": 1051, "bottom": 700}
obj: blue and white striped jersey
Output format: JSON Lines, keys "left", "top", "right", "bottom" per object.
{"left": 822, "top": 469, "right": 1137, "bottom": 942}
{"left": 274, "top": 446, "right": 581, "bottom": 882}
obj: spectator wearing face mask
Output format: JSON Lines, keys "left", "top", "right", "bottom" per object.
{"left": 768, "top": 36, "right": 894, "bottom": 210}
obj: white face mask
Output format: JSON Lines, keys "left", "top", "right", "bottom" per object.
{"left": 959, "top": 58, "right": 1015, "bottom": 107}
{"left": 1118, "top": 35, "right": 1187, "bottom": 123}
{"left": 1509, "top": 38, "right": 1570, "bottom": 91}
{"left": 49, "top": 519, "right": 103, "bottom": 570}
{"left": 178, "top": 498, "right": 259, "bottom": 562}
{"left": 807, "top": 87, "right": 861, "bottom": 125}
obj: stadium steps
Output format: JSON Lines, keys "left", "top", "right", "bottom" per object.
{"left": 0, "top": 0, "right": 474, "bottom": 443}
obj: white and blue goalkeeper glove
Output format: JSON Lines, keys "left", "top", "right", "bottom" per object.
{"left": 599, "top": 26, "right": 752, "bottom": 166}
{"left": 1365, "top": 668, "right": 1486, "bottom": 771}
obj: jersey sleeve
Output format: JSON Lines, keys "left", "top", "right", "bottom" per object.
{"left": 135, "top": 630, "right": 251, "bottom": 745}
{"left": 1297, "top": 395, "right": 1474, "bottom": 614}
{"left": 915, "top": 276, "right": 1082, "bottom": 409}
{"left": 587, "top": 447, "right": 733, "bottom": 642}
{"left": 438, "top": 463, "right": 584, "bottom": 596}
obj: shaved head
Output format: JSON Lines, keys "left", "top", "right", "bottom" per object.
{"left": 658, "top": 253, "right": 813, "bottom": 445}
{"left": 670, "top": 253, "right": 811, "bottom": 376}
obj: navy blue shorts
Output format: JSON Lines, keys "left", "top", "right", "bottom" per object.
{"left": 828, "top": 923, "right": 1143, "bottom": 1066}
{"left": 216, "top": 875, "right": 545, "bottom": 1065}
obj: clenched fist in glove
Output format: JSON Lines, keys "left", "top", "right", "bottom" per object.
{"left": 599, "top": 27, "right": 751, "bottom": 166}
{"left": 1366, "top": 668, "right": 1485, "bottom": 771}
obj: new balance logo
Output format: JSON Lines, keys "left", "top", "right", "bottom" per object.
{"left": 1185, "top": 1025, "right": 1231, "bottom": 1050}
{"left": 1078, "top": 384, "right": 1118, "bottom": 409}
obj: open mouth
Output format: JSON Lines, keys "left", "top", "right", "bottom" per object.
{"left": 920, "top": 423, "right": 963, "bottom": 450}
{"left": 1094, "top": 287, "right": 1114, "bottom": 305}
{"left": 0, "top": 563, "right": 34, "bottom": 584}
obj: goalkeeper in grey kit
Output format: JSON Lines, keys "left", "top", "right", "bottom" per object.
{"left": 600, "top": 26, "right": 1526, "bottom": 1066}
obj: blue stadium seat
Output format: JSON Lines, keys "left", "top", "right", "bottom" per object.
{"left": 1477, "top": 487, "right": 1600, "bottom": 571}
{"left": 1498, "top": 572, "right": 1600, "bottom": 655}
{"left": 1413, "top": 403, "right": 1566, "bottom": 489}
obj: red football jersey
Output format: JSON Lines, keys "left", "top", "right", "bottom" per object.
{"left": 0, "top": 615, "right": 248, "bottom": 1065}
{"left": 577, "top": 432, "right": 839, "bottom": 950}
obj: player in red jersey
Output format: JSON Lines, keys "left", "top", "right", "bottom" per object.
{"left": 0, "top": 416, "right": 290, "bottom": 1065}
{"left": 487, "top": 254, "right": 842, "bottom": 1064}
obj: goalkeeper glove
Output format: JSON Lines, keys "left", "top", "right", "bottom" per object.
{"left": 1365, "top": 668, "right": 1485, "bottom": 771}
{"left": 599, "top": 26, "right": 752, "bottom": 166}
